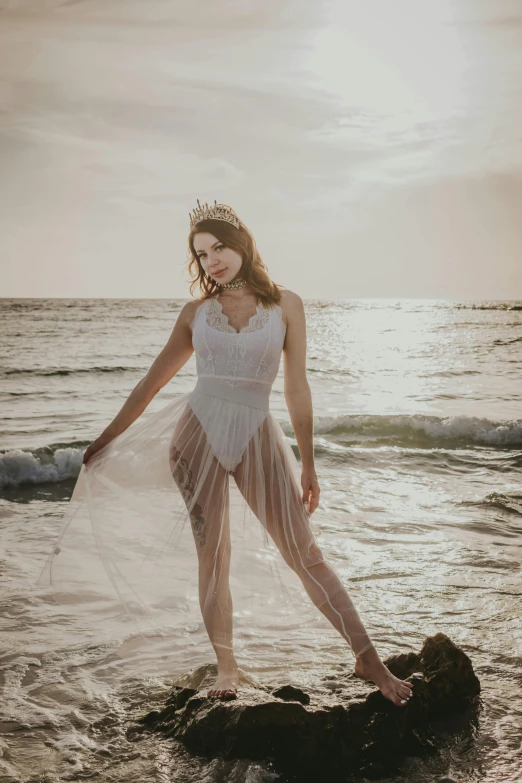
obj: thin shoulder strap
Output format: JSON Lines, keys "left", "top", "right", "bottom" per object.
{"left": 190, "top": 299, "right": 208, "bottom": 331}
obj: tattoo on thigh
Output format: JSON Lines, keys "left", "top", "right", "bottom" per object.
{"left": 169, "top": 447, "right": 195, "bottom": 498}
{"left": 190, "top": 502, "right": 206, "bottom": 548}
{"left": 169, "top": 446, "right": 205, "bottom": 548}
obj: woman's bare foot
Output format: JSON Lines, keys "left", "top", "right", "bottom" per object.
{"left": 207, "top": 661, "right": 239, "bottom": 700}
{"left": 354, "top": 648, "right": 414, "bottom": 707}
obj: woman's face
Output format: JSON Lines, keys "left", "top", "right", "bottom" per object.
{"left": 193, "top": 232, "right": 243, "bottom": 285}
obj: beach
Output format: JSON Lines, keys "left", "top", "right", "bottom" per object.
{"left": 1, "top": 297, "right": 521, "bottom": 781}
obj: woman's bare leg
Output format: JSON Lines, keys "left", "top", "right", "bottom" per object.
{"left": 170, "top": 408, "right": 238, "bottom": 699}
{"left": 233, "top": 419, "right": 413, "bottom": 707}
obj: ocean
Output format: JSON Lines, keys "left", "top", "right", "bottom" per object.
{"left": 1, "top": 297, "right": 521, "bottom": 782}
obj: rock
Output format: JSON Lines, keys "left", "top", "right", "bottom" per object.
{"left": 171, "top": 662, "right": 263, "bottom": 692}
{"left": 271, "top": 684, "right": 310, "bottom": 705}
{"left": 129, "top": 633, "right": 480, "bottom": 780}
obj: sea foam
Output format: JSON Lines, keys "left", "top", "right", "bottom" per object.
{"left": 0, "top": 446, "right": 84, "bottom": 488}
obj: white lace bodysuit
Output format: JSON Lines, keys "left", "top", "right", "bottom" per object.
{"left": 188, "top": 297, "right": 287, "bottom": 472}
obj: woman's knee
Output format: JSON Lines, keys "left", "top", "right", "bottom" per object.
{"left": 302, "top": 541, "right": 326, "bottom": 569}
{"left": 280, "top": 540, "right": 325, "bottom": 573}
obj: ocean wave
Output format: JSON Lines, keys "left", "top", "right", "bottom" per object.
{"left": 458, "top": 492, "right": 522, "bottom": 517}
{"left": 4, "top": 366, "right": 138, "bottom": 377}
{"left": 3, "top": 413, "right": 521, "bottom": 490}
{"left": 0, "top": 443, "right": 85, "bottom": 489}
{"left": 311, "top": 440, "right": 522, "bottom": 474}
{"left": 420, "top": 369, "right": 481, "bottom": 378}
{"left": 299, "top": 413, "right": 522, "bottom": 449}
{"left": 493, "top": 336, "right": 522, "bottom": 346}
{"left": 455, "top": 302, "right": 522, "bottom": 311}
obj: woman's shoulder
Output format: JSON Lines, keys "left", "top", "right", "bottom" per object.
{"left": 278, "top": 289, "right": 304, "bottom": 314}
{"left": 279, "top": 288, "right": 303, "bottom": 303}
{"left": 277, "top": 289, "right": 305, "bottom": 332}
{"left": 178, "top": 298, "right": 208, "bottom": 327}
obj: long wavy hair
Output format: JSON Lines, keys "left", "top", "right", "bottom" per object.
{"left": 187, "top": 215, "right": 283, "bottom": 307}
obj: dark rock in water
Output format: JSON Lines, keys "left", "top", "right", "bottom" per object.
{"left": 271, "top": 684, "right": 310, "bottom": 705}
{"left": 129, "top": 632, "right": 480, "bottom": 780}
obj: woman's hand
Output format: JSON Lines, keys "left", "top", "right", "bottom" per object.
{"left": 301, "top": 466, "right": 320, "bottom": 515}
{"left": 82, "top": 436, "right": 112, "bottom": 466}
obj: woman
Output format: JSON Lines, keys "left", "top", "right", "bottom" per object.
{"left": 43, "top": 200, "right": 413, "bottom": 706}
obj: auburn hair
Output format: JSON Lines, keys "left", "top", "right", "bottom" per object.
{"left": 187, "top": 216, "right": 284, "bottom": 307}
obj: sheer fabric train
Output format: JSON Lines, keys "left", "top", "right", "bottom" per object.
{"left": 37, "top": 298, "right": 374, "bottom": 661}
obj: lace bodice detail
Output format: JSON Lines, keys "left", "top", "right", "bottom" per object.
{"left": 191, "top": 297, "right": 286, "bottom": 391}
{"left": 206, "top": 297, "right": 270, "bottom": 334}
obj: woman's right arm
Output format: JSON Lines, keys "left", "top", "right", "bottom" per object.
{"left": 83, "top": 300, "right": 200, "bottom": 465}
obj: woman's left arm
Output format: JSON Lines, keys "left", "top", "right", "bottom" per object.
{"left": 282, "top": 292, "right": 320, "bottom": 515}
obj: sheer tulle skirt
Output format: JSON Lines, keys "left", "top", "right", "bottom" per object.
{"left": 37, "top": 389, "right": 374, "bottom": 662}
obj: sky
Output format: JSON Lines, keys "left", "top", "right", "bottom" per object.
{"left": 1, "top": 0, "right": 521, "bottom": 299}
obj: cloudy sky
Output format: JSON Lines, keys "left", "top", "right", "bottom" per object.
{"left": 1, "top": 0, "right": 521, "bottom": 298}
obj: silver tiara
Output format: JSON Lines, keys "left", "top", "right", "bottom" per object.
{"left": 189, "top": 199, "right": 240, "bottom": 230}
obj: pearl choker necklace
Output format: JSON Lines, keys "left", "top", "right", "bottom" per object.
{"left": 218, "top": 277, "right": 247, "bottom": 291}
